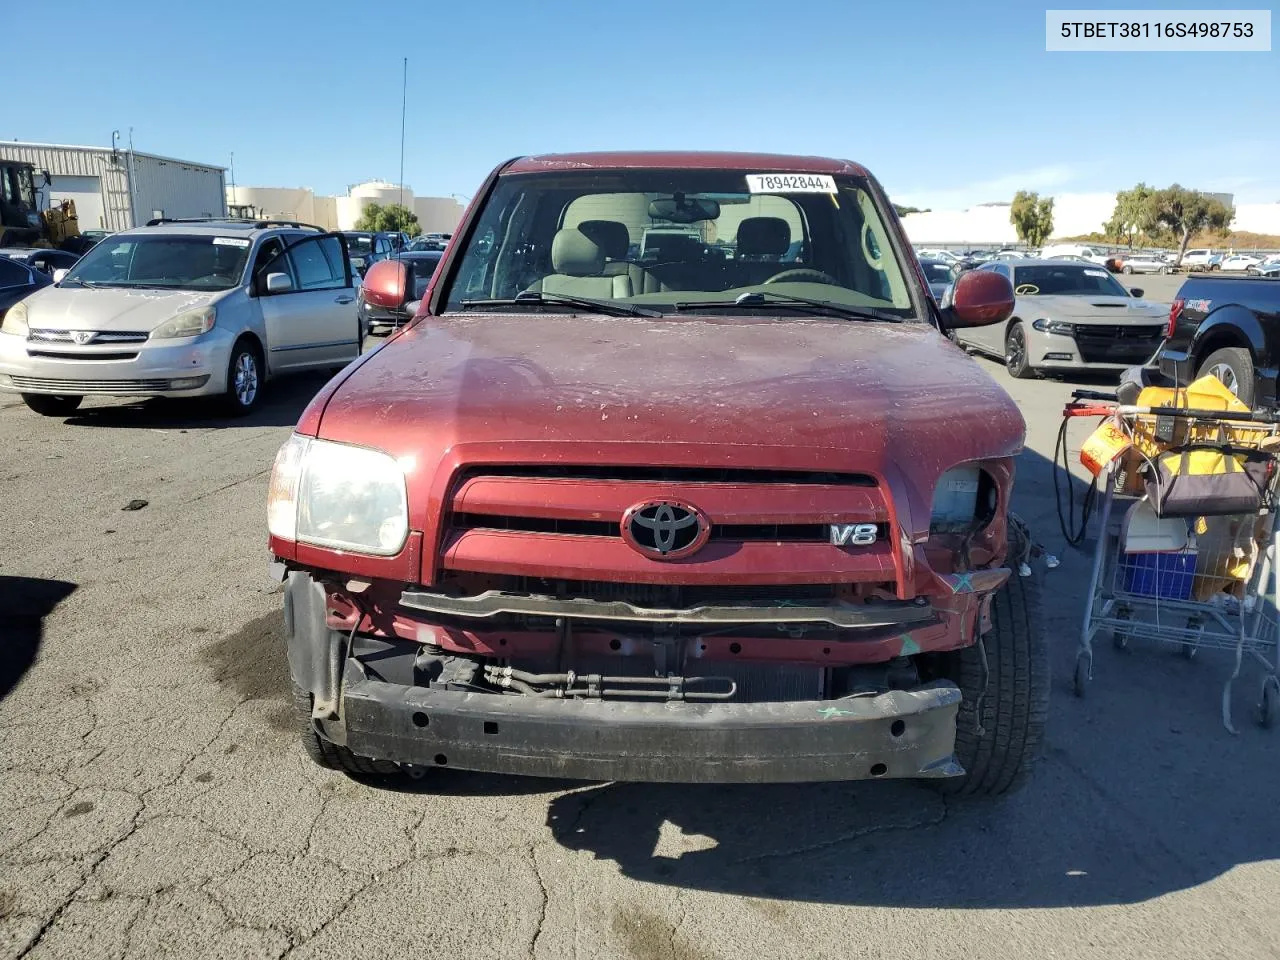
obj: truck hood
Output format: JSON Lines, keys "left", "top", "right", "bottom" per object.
{"left": 21, "top": 285, "right": 220, "bottom": 332}
{"left": 1026, "top": 294, "right": 1167, "bottom": 322}
{"left": 318, "top": 312, "right": 1025, "bottom": 489}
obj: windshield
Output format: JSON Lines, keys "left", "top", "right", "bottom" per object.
{"left": 345, "top": 235, "right": 374, "bottom": 255}
{"left": 63, "top": 234, "right": 251, "bottom": 291}
{"left": 921, "top": 262, "right": 955, "bottom": 284}
{"left": 442, "top": 169, "right": 915, "bottom": 319}
{"left": 1011, "top": 264, "right": 1130, "bottom": 297}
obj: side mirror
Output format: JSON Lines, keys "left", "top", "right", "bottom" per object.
{"left": 404, "top": 300, "right": 422, "bottom": 316}
{"left": 52, "top": 268, "right": 69, "bottom": 283}
{"left": 940, "top": 269, "right": 1015, "bottom": 329}
{"left": 362, "top": 258, "right": 411, "bottom": 309}
{"left": 266, "top": 272, "right": 293, "bottom": 294}
{"left": 1129, "top": 287, "right": 1144, "bottom": 298}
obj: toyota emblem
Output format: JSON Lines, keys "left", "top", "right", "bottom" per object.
{"left": 71, "top": 331, "right": 95, "bottom": 345}
{"left": 621, "top": 500, "right": 710, "bottom": 560}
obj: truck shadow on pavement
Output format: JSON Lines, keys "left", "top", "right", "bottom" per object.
{"left": 0, "top": 576, "right": 77, "bottom": 701}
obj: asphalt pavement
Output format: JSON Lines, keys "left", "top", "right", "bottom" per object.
{"left": 2, "top": 330, "right": 1278, "bottom": 960}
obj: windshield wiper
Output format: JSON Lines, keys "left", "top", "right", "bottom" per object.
{"left": 672, "top": 290, "right": 905, "bottom": 323}
{"left": 57, "top": 277, "right": 100, "bottom": 288}
{"left": 459, "top": 291, "right": 661, "bottom": 318}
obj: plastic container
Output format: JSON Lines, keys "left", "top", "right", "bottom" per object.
{"left": 1122, "top": 550, "right": 1198, "bottom": 600}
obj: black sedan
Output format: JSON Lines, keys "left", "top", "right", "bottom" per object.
{"left": 0, "top": 255, "right": 53, "bottom": 320}
{"left": 918, "top": 258, "right": 957, "bottom": 302}
{"left": 359, "top": 251, "right": 443, "bottom": 336}
{"left": 0, "top": 247, "right": 81, "bottom": 277}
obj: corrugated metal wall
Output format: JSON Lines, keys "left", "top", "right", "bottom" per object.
{"left": 0, "top": 142, "right": 226, "bottom": 230}
{"left": 130, "top": 153, "right": 226, "bottom": 223}
{"left": 0, "top": 142, "right": 133, "bottom": 229}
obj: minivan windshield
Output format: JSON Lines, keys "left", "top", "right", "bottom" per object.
{"left": 1011, "top": 263, "right": 1131, "bottom": 297}
{"left": 62, "top": 234, "right": 252, "bottom": 291}
{"left": 442, "top": 169, "right": 916, "bottom": 320}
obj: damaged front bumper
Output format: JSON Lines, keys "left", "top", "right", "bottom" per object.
{"left": 320, "top": 661, "right": 965, "bottom": 783}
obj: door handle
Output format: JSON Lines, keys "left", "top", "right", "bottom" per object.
{"left": 334, "top": 295, "right": 354, "bottom": 304}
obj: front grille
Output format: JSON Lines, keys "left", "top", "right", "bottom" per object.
{"left": 9, "top": 376, "right": 170, "bottom": 394}
{"left": 1074, "top": 324, "right": 1163, "bottom": 364}
{"left": 453, "top": 465, "right": 877, "bottom": 486}
{"left": 452, "top": 512, "right": 884, "bottom": 544}
{"left": 469, "top": 577, "right": 844, "bottom": 607}
{"left": 28, "top": 329, "right": 150, "bottom": 345}
{"left": 26, "top": 350, "right": 139, "bottom": 362}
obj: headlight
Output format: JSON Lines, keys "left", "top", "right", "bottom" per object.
{"left": 267, "top": 434, "right": 409, "bottom": 556}
{"left": 1, "top": 301, "right": 28, "bottom": 336}
{"left": 1031, "top": 318, "right": 1074, "bottom": 336}
{"left": 930, "top": 466, "right": 984, "bottom": 533}
{"left": 152, "top": 306, "right": 216, "bottom": 339}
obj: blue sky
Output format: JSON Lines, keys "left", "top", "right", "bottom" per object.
{"left": 9, "top": 0, "right": 1277, "bottom": 208}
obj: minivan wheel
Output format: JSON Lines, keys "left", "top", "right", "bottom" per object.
{"left": 21, "top": 394, "right": 83, "bottom": 417}
{"left": 1197, "top": 347, "right": 1255, "bottom": 406}
{"left": 929, "top": 550, "right": 1049, "bottom": 797}
{"left": 1004, "top": 323, "right": 1034, "bottom": 379}
{"left": 1122, "top": 265, "right": 1134, "bottom": 274}
{"left": 221, "top": 341, "right": 262, "bottom": 415}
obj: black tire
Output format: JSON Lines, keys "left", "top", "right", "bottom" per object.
{"left": 1004, "top": 322, "right": 1035, "bottom": 379}
{"left": 21, "top": 393, "right": 82, "bottom": 417}
{"left": 1197, "top": 346, "right": 1255, "bottom": 406}
{"left": 293, "top": 684, "right": 402, "bottom": 776}
{"left": 932, "top": 562, "right": 1049, "bottom": 797}
{"left": 221, "top": 339, "right": 263, "bottom": 416}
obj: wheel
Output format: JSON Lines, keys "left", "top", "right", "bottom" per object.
{"left": 293, "top": 685, "right": 402, "bottom": 776}
{"left": 1073, "top": 653, "right": 1090, "bottom": 698}
{"left": 221, "top": 340, "right": 263, "bottom": 416}
{"left": 1004, "top": 322, "right": 1035, "bottom": 379}
{"left": 1180, "top": 620, "right": 1201, "bottom": 660}
{"left": 1196, "top": 346, "right": 1255, "bottom": 406}
{"left": 1111, "top": 609, "right": 1131, "bottom": 650}
{"left": 21, "top": 393, "right": 82, "bottom": 417}
{"left": 1122, "top": 265, "right": 1134, "bottom": 274}
{"left": 931, "top": 553, "right": 1050, "bottom": 796}
{"left": 1159, "top": 266, "right": 1169, "bottom": 275}
{"left": 1260, "top": 676, "right": 1279, "bottom": 729}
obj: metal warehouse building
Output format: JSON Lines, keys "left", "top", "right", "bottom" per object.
{"left": 0, "top": 140, "right": 226, "bottom": 232}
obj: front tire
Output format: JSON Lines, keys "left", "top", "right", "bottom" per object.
{"left": 221, "top": 340, "right": 263, "bottom": 416}
{"left": 293, "top": 685, "right": 402, "bottom": 776}
{"left": 21, "top": 394, "right": 82, "bottom": 417}
{"left": 1122, "top": 265, "right": 1134, "bottom": 274}
{"left": 1197, "top": 346, "right": 1255, "bottom": 406}
{"left": 933, "top": 563, "right": 1049, "bottom": 797}
{"left": 1004, "top": 322, "right": 1034, "bottom": 379}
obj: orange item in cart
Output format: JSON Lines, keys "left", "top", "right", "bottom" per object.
{"left": 1081, "top": 419, "right": 1133, "bottom": 477}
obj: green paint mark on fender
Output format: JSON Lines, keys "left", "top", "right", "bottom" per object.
{"left": 818, "top": 706, "right": 858, "bottom": 719}
{"left": 900, "top": 634, "right": 921, "bottom": 656}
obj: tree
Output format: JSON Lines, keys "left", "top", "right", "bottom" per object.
{"left": 1105, "top": 183, "right": 1156, "bottom": 248}
{"left": 892, "top": 204, "right": 930, "bottom": 217}
{"left": 354, "top": 201, "right": 421, "bottom": 237}
{"left": 1009, "top": 191, "right": 1055, "bottom": 248}
{"left": 1149, "top": 185, "right": 1234, "bottom": 265}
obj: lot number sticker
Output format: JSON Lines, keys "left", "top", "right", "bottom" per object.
{"left": 213, "top": 237, "right": 251, "bottom": 247}
{"left": 746, "top": 174, "right": 837, "bottom": 194}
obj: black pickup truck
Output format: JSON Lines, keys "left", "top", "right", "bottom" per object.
{"left": 1157, "top": 275, "right": 1280, "bottom": 406}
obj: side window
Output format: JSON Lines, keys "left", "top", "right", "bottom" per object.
{"left": 252, "top": 237, "right": 286, "bottom": 281}
{"left": 287, "top": 236, "right": 346, "bottom": 291}
{"left": 0, "top": 258, "right": 30, "bottom": 288}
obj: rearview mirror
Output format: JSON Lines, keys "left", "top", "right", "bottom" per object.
{"left": 266, "top": 272, "right": 293, "bottom": 294}
{"left": 1129, "top": 287, "right": 1143, "bottom": 298}
{"left": 648, "top": 195, "right": 720, "bottom": 224}
{"left": 361, "top": 258, "right": 411, "bottom": 309}
{"left": 52, "top": 268, "right": 68, "bottom": 283}
{"left": 940, "top": 269, "right": 1015, "bottom": 329}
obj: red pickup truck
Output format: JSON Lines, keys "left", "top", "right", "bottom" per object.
{"left": 267, "top": 152, "right": 1046, "bottom": 796}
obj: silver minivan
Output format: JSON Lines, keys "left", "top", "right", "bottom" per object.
{"left": 0, "top": 219, "right": 361, "bottom": 416}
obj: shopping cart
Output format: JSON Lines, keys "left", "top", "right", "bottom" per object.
{"left": 1071, "top": 396, "right": 1280, "bottom": 733}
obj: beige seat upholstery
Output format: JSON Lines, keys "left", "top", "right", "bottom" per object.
{"left": 577, "top": 219, "right": 665, "bottom": 294}
{"left": 530, "top": 228, "right": 633, "bottom": 299}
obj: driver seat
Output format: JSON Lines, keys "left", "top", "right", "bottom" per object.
{"left": 731, "top": 217, "right": 792, "bottom": 287}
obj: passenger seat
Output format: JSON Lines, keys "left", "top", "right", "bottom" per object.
{"left": 527, "top": 228, "right": 633, "bottom": 299}
{"left": 577, "top": 219, "right": 665, "bottom": 294}
{"left": 731, "top": 217, "right": 792, "bottom": 287}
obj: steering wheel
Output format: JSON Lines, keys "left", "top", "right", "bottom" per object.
{"left": 763, "top": 268, "right": 839, "bottom": 285}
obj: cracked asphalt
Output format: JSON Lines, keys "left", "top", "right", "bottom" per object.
{"left": 3, "top": 310, "right": 1279, "bottom": 960}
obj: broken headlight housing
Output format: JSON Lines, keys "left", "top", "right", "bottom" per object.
{"left": 268, "top": 433, "right": 409, "bottom": 556}
{"left": 930, "top": 465, "right": 996, "bottom": 534}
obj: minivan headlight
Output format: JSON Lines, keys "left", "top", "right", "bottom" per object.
{"left": 1, "top": 301, "right": 28, "bottom": 336}
{"left": 153, "top": 306, "right": 215, "bottom": 339}
{"left": 268, "top": 434, "right": 409, "bottom": 556}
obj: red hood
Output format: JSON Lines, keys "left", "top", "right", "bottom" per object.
{"left": 314, "top": 312, "right": 1025, "bottom": 537}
